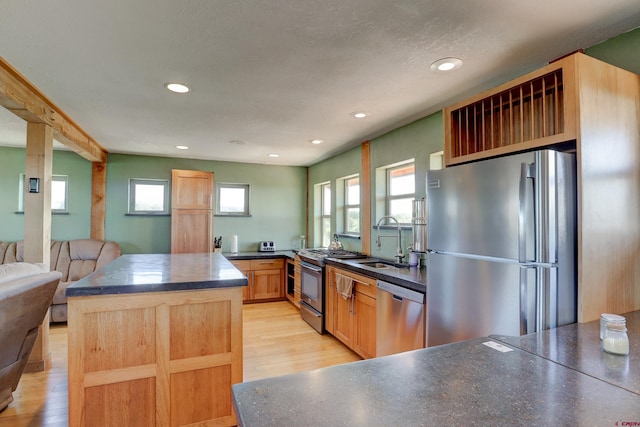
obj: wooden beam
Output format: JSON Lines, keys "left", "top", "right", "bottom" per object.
{"left": 91, "top": 162, "right": 107, "bottom": 240}
{"left": 0, "top": 56, "right": 107, "bottom": 163}
{"left": 23, "top": 122, "right": 54, "bottom": 372}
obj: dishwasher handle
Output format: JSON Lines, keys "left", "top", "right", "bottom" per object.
{"left": 376, "top": 280, "right": 425, "bottom": 304}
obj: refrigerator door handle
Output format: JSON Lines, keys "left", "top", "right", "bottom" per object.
{"left": 520, "top": 266, "right": 537, "bottom": 335}
{"left": 518, "top": 162, "right": 534, "bottom": 263}
{"left": 539, "top": 266, "right": 558, "bottom": 330}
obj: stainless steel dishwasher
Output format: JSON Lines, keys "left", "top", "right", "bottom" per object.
{"left": 376, "top": 280, "right": 426, "bottom": 356}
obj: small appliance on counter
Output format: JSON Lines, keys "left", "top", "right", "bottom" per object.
{"left": 258, "top": 241, "right": 276, "bottom": 252}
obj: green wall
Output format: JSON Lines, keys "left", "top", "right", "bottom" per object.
{"left": 585, "top": 27, "right": 640, "bottom": 74}
{"left": 105, "top": 153, "right": 307, "bottom": 254}
{"left": 0, "top": 148, "right": 306, "bottom": 254}
{"left": 0, "top": 148, "right": 92, "bottom": 241}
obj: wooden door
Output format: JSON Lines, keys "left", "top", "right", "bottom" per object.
{"left": 171, "top": 169, "right": 214, "bottom": 253}
{"left": 353, "top": 291, "right": 376, "bottom": 359}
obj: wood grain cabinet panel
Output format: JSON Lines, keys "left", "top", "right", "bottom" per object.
{"left": 68, "top": 287, "right": 242, "bottom": 427}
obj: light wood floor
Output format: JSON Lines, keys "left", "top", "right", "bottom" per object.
{"left": 0, "top": 301, "right": 360, "bottom": 426}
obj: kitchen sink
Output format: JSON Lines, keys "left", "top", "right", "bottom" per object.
{"left": 359, "top": 261, "right": 394, "bottom": 269}
{"left": 353, "top": 258, "right": 409, "bottom": 269}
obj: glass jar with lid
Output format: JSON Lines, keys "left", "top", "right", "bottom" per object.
{"left": 600, "top": 313, "right": 626, "bottom": 340}
{"left": 602, "top": 320, "right": 629, "bottom": 356}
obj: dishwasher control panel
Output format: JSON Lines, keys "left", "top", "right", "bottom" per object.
{"left": 376, "top": 280, "right": 425, "bottom": 304}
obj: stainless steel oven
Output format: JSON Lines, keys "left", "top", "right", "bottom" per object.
{"left": 297, "top": 248, "right": 365, "bottom": 334}
{"left": 299, "top": 261, "right": 324, "bottom": 334}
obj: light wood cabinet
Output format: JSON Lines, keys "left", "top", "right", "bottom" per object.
{"left": 170, "top": 169, "right": 214, "bottom": 254}
{"left": 443, "top": 52, "right": 640, "bottom": 322}
{"left": 231, "top": 258, "right": 285, "bottom": 303}
{"left": 444, "top": 61, "right": 574, "bottom": 166}
{"left": 325, "top": 265, "right": 376, "bottom": 359}
{"left": 67, "top": 287, "right": 243, "bottom": 427}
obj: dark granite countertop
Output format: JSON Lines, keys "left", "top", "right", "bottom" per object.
{"left": 492, "top": 310, "right": 640, "bottom": 395}
{"left": 66, "top": 252, "right": 247, "bottom": 297}
{"left": 325, "top": 257, "right": 427, "bottom": 294}
{"left": 222, "top": 250, "right": 295, "bottom": 261}
{"left": 232, "top": 337, "right": 640, "bottom": 426}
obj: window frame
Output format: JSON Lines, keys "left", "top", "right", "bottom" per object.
{"left": 320, "top": 182, "right": 331, "bottom": 248}
{"left": 215, "top": 183, "right": 251, "bottom": 217}
{"left": 383, "top": 161, "right": 415, "bottom": 226}
{"left": 18, "top": 173, "right": 69, "bottom": 214}
{"left": 342, "top": 174, "right": 360, "bottom": 236}
{"left": 128, "top": 178, "right": 170, "bottom": 215}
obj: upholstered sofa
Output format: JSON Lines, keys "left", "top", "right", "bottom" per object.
{"left": 0, "top": 239, "right": 121, "bottom": 322}
{"left": 0, "top": 262, "right": 61, "bottom": 411}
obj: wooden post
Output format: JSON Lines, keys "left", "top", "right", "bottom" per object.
{"left": 91, "top": 161, "right": 107, "bottom": 241}
{"left": 361, "top": 141, "right": 371, "bottom": 255}
{"left": 24, "top": 122, "right": 53, "bottom": 372}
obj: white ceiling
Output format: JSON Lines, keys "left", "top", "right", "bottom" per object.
{"left": 1, "top": 1, "right": 639, "bottom": 166}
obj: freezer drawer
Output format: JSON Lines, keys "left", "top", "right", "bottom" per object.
{"left": 426, "top": 252, "right": 530, "bottom": 347}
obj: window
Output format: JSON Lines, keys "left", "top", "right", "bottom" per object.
{"left": 321, "top": 182, "right": 331, "bottom": 247}
{"left": 344, "top": 175, "right": 360, "bottom": 234}
{"left": 18, "top": 173, "right": 68, "bottom": 213}
{"left": 216, "top": 183, "right": 250, "bottom": 216}
{"left": 128, "top": 178, "right": 169, "bottom": 215}
{"left": 386, "top": 162, "right": 415, "bottom": 224}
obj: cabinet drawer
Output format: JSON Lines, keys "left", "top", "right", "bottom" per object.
{"left": 354, "top": 280, "right": 376, "bottom": 299}
{"left": 331, "top": 267, "right": 376, "bottom": 299}
{"left": 231, "top": 260, "right": 251, "bottom": 271}
{"left": 250, "top": 258, "right": 284, "bottom": 270}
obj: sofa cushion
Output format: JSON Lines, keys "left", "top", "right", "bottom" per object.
{"left": 51, "top": 281, "right": 72, "bottom": 305}
{"left": 0, "top": 242, "right": 18, "bottom": 265}
{"left": 0, "top": 263, "right": 48, "bottom": 284}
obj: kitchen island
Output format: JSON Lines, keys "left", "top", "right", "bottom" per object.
{"left": 66, "top": 253, "right": 247, "bottom": 427}
{"left": 232, "top": 312, "right": 640, "bottom": 426}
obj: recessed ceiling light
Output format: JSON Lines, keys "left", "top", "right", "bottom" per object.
{"left": 176, "top": 145, "right": 189, "bottom": 150}
{"left": 351, "top": 112, "right": 368, "bottom": 119}
{"left": 430, "top": 57, "right": 463, "bottom": 72}
{"left": 165, "top": 82, "right": 190, "bottom": 93}
{"left": 310, "top": 139, "right": 323, "bottom": 145}
{"left": 268, "top": 153, "right": 280, "bottom": 158}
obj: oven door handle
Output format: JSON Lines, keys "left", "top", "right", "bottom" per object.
{"left": 300, "top": 262, "right": 323, "bottom": 273}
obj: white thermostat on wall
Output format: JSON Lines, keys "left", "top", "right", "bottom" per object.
{"left": 258, "top": 241, "right": 276, "bottom": 252}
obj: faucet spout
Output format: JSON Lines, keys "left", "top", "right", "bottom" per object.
{"left": 375, "top": 216, "right": 405, "bottom": 264}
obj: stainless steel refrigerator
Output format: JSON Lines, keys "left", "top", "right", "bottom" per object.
{"left": 426, "top": 149, "right": 576, "bottom": 347}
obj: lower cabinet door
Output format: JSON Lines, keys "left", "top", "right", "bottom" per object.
{"left": 333, "top": 294, "right": 353, "bottom": 348}
{"left": 252, "top": 269, "right": 283, "bottom": 300}
{"left": 353, "top": 291, "right": 376, "bottom": 359}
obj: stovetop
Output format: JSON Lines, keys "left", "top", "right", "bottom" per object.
{"left": 298, "top": 248, "right": 364, "bottom": 266}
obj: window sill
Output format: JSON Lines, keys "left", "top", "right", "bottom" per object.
{"left": 15, "top": 211, "right": 69, "bottom": 215}
{"left": 125, "top": 213, "right": 170, "bottom": 217}
{"left": 214, "top": 214, "right": 252, "bottom": 217}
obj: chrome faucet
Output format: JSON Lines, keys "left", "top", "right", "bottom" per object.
{"left": 375, "top": 216, "right": 404, "bottom": 264}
